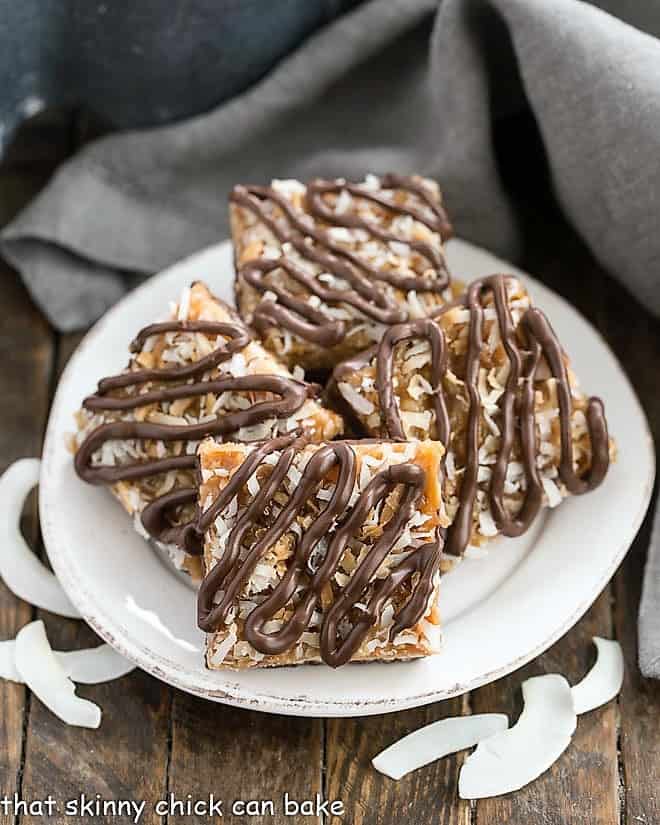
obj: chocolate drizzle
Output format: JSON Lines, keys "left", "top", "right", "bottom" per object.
{"left": 377, "top": 318, "right": 450, "bottom": 445}
{"left": 197, "top": 437, "right": 441, "bottom": 667}
{"left": 230, "top": 175, "right": 452, "bottom": 348}
{"left": 336, "top": 275, "right": 610, "bottom": 557}
{"left": 75, "top": 319, "right": 315, "bottom": 552}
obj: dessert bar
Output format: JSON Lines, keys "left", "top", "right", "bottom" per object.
{"left": 73, "top": 282, "right": 343, "bottom": 577}
{"left": 197, "top": 436, "right": 448, "bottom": 668}
{"left": 230, "top": 174, "right": 454, "bottom": 371}
{"left": 332, "top": 275, "right": 612, "bottom": 557}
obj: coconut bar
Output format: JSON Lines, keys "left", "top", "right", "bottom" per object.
{"left": 197, "top": 436, "right": 448, "bottom": 669}
{"left": 331, "top": 275, "right": 613, "bottom": 557}
{"left": 230, "top": 174, "right": 454, "bottom": 371}
{"left": 73, "top": 281, "right": 343, "bottom": 578}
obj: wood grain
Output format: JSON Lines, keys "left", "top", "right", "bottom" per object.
{"left": 615, "top": 507, "right": 660, "bottom": 825}
{"left": 0, "top": 266, "right": 54, "bottom": 825}
{"left": 19, "top": 643, "right": 171, "bottom": 825}
{"left": 542, "top": 195, "right": 660, "bottom": 825}
{"left": 325, "top": 696, "right": 471, "bottom": 825}
{"left": 167, "top": 694, "right": 323, "bottom": 824}
{"left": 0, "top": 115, "right": 171, "bottom": 825}
{"left": 0, "top": 129, "right": 60, "bottom": 825}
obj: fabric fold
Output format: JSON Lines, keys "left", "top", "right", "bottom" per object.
{"left": 4, "top": 0, "right": 660, "bottom": 329}
{"left": 493, "top": 0, "right": 660, "bottom": 317}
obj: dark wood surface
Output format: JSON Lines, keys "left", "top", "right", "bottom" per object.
{"left": 0, "top": 113, "right": 658, "bottom": 825}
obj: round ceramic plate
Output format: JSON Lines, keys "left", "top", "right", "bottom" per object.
{"left": 38, "top": 239, "right": 654, "bottom": 717}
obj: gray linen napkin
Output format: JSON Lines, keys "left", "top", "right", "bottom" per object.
{"left": 2, "top": 0, "right": 658, "bottom": 673}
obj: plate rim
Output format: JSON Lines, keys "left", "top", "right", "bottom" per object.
{"left": 39, "top": 239, "right": 656, "bottom": 717}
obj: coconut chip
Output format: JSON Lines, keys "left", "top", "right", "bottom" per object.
{"left": 406, "top": 290, "right": 426, "bottom": 319}
{"left": 338, "top": 382, "right": 374, "bottom": 416}
{"left": 370, "top": 641, "right": 624, "bottom": 795}
{"left": 571, "top": 637, "right": 624, "bottom": 714}
{"left": 407, "top": 373, "right": 434, "bottom": 400}
{"left": 0, "top": 459, "right": 80, "bottom": 618}
{"left": 541, "top": 476, "right": 563, "bottom": 508}
{"left": 400, "top": 410, "right": 432, "bottom": 433}
{"left": 56, "top": 644, "right": 135, "bottom": 684}
{"left": 459, "top": 674, "right": 576, "bottom": 799}
{"left": 209, "top": 627, "right": 237, "bottom": 666}
{"left": 0, "top": 638, "right": 134, "bottom": 684}
{"left": 478, "top": 508, "right": 498, "bottom": 538}
{"left": 14, "top": 621, "right": 101, "bottom": 729}
{"left": 373, "top": 714, "right": 509, "bottom": 780}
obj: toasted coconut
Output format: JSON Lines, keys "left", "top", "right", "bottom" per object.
{"left": 338, "top": 382, "right": 375, "bottom": 416}
{"left": 542, "top": 476, "right": 562, "bottom": 508}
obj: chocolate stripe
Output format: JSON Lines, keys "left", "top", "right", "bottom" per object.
{"left": 231, "top": 176, "right": 451, "bottom": 348}
{"left": 334, "top": 274, "right": 610, "bottom": 557}
{"left": 197, "top": 441, "right": 441, "bottom": 667}
{"left": 75, "top": 317, "right": 312, "bottom": 551}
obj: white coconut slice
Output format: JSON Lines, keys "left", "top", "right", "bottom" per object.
{"left": 56, "top": 644, "right": 135, "bottom": 684}
{"left": 0, "top": 459, "right": 80, "bottom": 618}
{"left": 372, "top": 714, "right": 509, "bottom": 780}
{"left": 571, "top": 637, "right": 624, "bottom": 714}
{"left": 0, "top": 639, "right": 134, "bottom": 684}
{"left": 459, "top": 674, "right": 576, "bottom": 799}
{"left": 541, "top": 476, "right": 563, "bottom": 509}
{"left": 14, "top": 621, "right": 101, "bottom": 729}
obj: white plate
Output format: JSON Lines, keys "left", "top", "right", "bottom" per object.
{"left": 38, "top": 239, "right": 654, "bottom": 717}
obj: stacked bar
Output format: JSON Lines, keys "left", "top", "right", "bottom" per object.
{"left": 197, "top": 437, "right": 447, "bottom": 668}
{"left": 73, "top": 281, "right": 343, "bottom": 577}
{"left": 332, "top": 275, "right": 613, "bottom": 557}
{"left": 230, "top": 174, "right": 454, "bottom": 371}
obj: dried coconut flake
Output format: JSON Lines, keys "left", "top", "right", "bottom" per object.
{"left": 14, "top": 622, "right": 101, "bottom": 729}
{"left": 338, "top": 382, "right": 374, "bottom": 416}
{"left": 571, "top": 637, "right": 624, "bottom": 714}
{"left": 459, "top": 674, "right": 576, "bottom": 799}
{"left": 0, "top": 639, "right": 134, "bottom": 684}
{"left": 373, "top": 714, "right": 508, "bottom": 780}
{"left": 209, "top": 627, "right": 237, "bottom": 666}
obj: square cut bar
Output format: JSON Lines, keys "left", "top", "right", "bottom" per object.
{"left": 331, "top": 275, "right": 614, "bottom": 558}
{"left": 230, "top": 174, "right": 455, "bottom": 371}
{"left": 73, "top": 281, "right": 343, "bottom": 578}
{"left": 197, "top": 438, "right": 449, "bottom": 669}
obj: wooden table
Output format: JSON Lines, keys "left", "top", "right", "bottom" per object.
{"left": 0, "top": 112, "right": 658, "bottom": 825}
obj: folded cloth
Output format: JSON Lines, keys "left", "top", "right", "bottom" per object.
{"left": 3, "top": 0, "right": 660, "bottom": 331}
{"left": 1, "top": 0, "right": 659, "bottom": 671}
